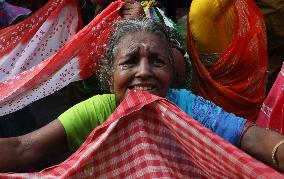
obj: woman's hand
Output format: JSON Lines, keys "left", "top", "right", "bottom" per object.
{"left": 121, "top": 0, "right": 146, "bottom": 20}
{"left": 241, "top": 124, "right": 284, "bottom": 171}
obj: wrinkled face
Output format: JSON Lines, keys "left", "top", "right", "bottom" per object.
{"left": 112, "top": 31, "right": 174, "bottom": 103}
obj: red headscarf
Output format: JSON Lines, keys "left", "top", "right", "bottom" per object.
{"left": 187, "top": 0, "right": 268, "bottom": 121}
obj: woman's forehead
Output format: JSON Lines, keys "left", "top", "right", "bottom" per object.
{"left": 116, "top": 32, "right": 169, "bottom": 53}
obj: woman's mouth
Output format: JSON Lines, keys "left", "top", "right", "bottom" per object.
{"left": 128, "top": 85, "right": 156, "bottom": 91}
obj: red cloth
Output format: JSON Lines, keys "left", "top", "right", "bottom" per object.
{"left": 187, "top": 0, "right": 268, "bottom": 121}
{"left": 0, "top": 0, "right": 124, "bottom": 116}
{"left": 257, "top": 63, "right": 284, "bottom": 134}
{"left": 0, "top": 91, "right": 282, "bottom": 178}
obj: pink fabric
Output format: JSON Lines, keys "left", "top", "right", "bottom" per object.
{"left": 0, "top": 0, "right": 124, "bottom": 116}
{"left": 257, "top": 63, "right": 284, "bottom": 134}
{"left": 0, "top": 90, "right": 282, "bottom": 178}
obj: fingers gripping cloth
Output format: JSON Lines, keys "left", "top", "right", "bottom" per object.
{"left": 0, "top": 91, "right": 282, "bottom": 178}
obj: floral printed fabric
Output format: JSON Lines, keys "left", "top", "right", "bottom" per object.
{"left": 0, "top": 0, "right": 124, "bottom": 116}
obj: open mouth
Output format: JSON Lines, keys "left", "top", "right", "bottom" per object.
{"left": 128, "top": 85, "right": 157, "bottom": 91}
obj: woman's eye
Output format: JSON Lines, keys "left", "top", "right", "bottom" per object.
{"left": 119, "top": 59, "right": 135, "bottom": 70}
{"left": 153, "top": 58, "right": 166, "bottom": 67}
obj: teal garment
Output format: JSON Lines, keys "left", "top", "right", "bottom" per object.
{"left": 59, "top": 94, "right": 116, "bottom": 152}
{"left": 166, "top": 89, "right": 246, "bottom": 146}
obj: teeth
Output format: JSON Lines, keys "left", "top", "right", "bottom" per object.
{"left": 132, "top": 86, "right": 154, "bottom": 91}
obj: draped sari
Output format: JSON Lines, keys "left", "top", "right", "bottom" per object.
{"left": 187, "top": 0, "right": 267, "bottom": 121}
{"left": 0, "top": 91, "right": 282, "bottom": 178}
{"left": 0, "top": 0, "right": 82, "bottom": 82}
{"left": 257, "top": 63, "right": 284, "bottom": 134}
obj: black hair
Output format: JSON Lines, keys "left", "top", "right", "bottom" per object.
{"left": 97, "top": 19, "right": 175, "bottom": 91}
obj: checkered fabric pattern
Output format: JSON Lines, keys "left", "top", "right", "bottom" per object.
{"left": 1, "top": 90, "right": 283, "bottom": 178}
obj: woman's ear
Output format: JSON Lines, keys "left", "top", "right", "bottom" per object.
{"left": 172, "top": 48, "right": 186, "bottom": 87}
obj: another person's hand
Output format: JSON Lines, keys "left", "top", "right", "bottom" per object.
{"left": 121, "top": 0, "right": 145, "bottom": 20}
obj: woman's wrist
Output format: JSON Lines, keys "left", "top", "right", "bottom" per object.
{"left": 240, "top": 124, "right": 284, "bottom": 171}
{"left": 239, "top": 122, "right": 255, "bottom": 149}
{"left": 272, "top": 140, "right": 284, "bottom": 171}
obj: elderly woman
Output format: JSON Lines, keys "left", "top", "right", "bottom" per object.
{"left": 0, "top": 19, "right": 283, "bottom": 173}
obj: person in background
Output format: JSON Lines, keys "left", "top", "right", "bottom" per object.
{"left": 6, "top": 0, "right": 47, "bottom": 13}
{"left": 0, "top": 0, "right": 32, "bottom": 29}
{"left": 255, "top": 0, "right": 284, "bottom": 93}
{"left": 187, "top": 0, "right": 267, "bottom": 121}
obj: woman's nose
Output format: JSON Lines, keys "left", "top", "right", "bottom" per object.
{"left": 135, "top": 59, "right": 153, "bottom": 79}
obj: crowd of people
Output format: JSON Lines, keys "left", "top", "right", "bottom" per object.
{"left": 0, "top": 0, "right": 284, "bottom": 177}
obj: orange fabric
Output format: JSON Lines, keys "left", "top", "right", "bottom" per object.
{"left": 187, "top": 0, "right": 268, "bottom": 121}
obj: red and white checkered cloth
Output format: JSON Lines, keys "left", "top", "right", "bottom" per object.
{"left": 1, "top": 91, "right": 283, "bottom": 178}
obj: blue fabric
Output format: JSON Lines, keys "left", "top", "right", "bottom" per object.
{"left": 166, "top": 89, "right": 246, "bottom": 147}
{"left": 0, "top": 1, "right": 31, "bottom": 28}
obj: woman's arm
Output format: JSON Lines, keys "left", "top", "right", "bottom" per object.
{"left": 0, "top": 119, "right": 68, "bottom": 172}
{"left": 169, "top": 89, "right": 284, "bottom": 171}
{"left": 241, "top": 125, "right": 284, "bottom": 171}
